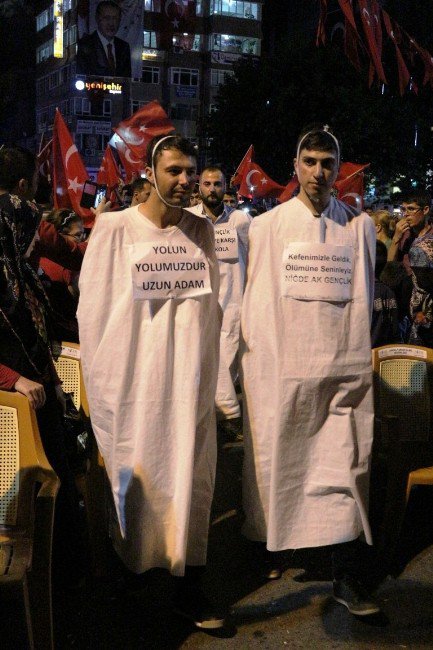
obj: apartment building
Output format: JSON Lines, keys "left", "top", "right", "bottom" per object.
{"left": 35, "top": 0, "right": 263, "bottom": 173}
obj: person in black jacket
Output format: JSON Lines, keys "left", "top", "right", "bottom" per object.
{"left": 77, "top": 1, "right": 131, "bottom": 77}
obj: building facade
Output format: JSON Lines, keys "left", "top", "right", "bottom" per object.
{"left": 35, "top": 0, "right": 263, "bottom": 174}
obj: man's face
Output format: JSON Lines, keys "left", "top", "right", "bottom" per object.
{"left": 294, "top": 148, "right": 338, "bottom": 203}
{"left": 96, "top": 5, "right": 121, "bottom": 40}
{"left": 147, "top": 148, "right": 197, "bottom": 208}
{"left": 135, "top": 182, "right": 151, "bottom": 204}
{"left": 400, "top": 202, "right": 429, "bottom": 229}
{"left": 199, "top": 170, "right": 225, "bottom": 209}
{"left": 223, "top": 193, "right": 237, "bottom": 209}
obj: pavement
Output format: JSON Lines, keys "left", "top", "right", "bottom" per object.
{"left": 2, "top": 437, "right": 433, "bottom": 649}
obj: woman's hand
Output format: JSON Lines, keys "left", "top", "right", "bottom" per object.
{"left": 14, "top": 376, "right": 46, "bottom": 410}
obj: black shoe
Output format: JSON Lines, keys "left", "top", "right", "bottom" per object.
{"left": 263, "top": 550, "right": 283, "bottom": 580}
{"left": 173, "top": 586, "right": 226, "bottom": 629}
{"left": 333, "top": 576, "right": 381, "bottom": 616}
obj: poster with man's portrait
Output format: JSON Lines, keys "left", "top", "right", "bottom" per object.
{"left": 77, "top": 0, "right": 143, "bottom": 78}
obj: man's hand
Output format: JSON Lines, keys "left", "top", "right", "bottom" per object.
{"left": 393, "top": 217, "right": 410, "bottom": 243}
{"left": 14, "top": 376, "right": 46, "bottom": 410}
{"left": 90, "top": 197, "right": 112, "bottom": 220}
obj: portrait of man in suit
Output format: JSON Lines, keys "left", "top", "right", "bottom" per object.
{"left": 77, "top": 0, "right": 132, "bottom": 78}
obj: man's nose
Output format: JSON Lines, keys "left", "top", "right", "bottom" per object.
{"left": 179, "top": 171, "right": 190, "bottom": 185}
{"left": 313, "top": 163, "right": 324, "bottom": 177}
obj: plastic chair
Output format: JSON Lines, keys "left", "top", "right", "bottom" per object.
{"left": 53, "top": 342, "right": 110, "bottom": 577}
{"left": 0, "top": 389, "right": 60, "bottom": 650}
{"left": 406, "top": 466, "right": 433, "bottom": 501}
{"left": 371, "top": 344, "right": 433, "bottom": 561}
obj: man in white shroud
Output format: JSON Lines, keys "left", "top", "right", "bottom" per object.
{"left": 77, "top": 135, "right": 225, "bottom": 629}
{"left": 241, "top": 125, "right": 380, "bottom": 616}
{"left": 188, "top": 166, "right": 250, "bottom": 441}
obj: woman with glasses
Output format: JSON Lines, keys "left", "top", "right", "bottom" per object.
{"left": 39, "top": 209, "right": 85, "bottom": 343}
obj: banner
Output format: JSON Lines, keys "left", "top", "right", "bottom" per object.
{"left": 76, "top": 0, "right": 143, "bottom": 78}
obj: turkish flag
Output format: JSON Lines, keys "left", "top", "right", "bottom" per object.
{"left": 109, "top": 134, "right": 145, "bottom": 183}
{"left": 114, "top": 100, "right": 175, "bottom": 160}
{"left": 52, "top": 109, "right": 92, "bottom": 225}
{"left": 239, "top": 161, "right": 285, "bottom": 199}
{"left": 358, "top": 0, "right": 387, "bottom": 84}
{"left": 382, "top": 10, "right": 410, "bottom": 95}
{"left": 97, "top": 145, "right": 123, "bottom": 205}
{"left": 336, "top": 0, "right": 362, "bottom": 72}
{"left": 37, "top": 136, "right": 52, "bottom": 183}
{"left": 316, "top": 0, "right": 328, "bottom": 46}
{"left": 232, "top": 145, "right": 254, "bottom": 187}
{"left": 278, "top": 175, "right": 299, "bottom": 203}
{"left": 335, "top": 162, "right": 370, "bottom": 209}
{"left": 157, "top": 0, "right": 197, "bottom": 50}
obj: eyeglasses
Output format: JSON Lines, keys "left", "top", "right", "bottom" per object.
{"left": 399, "top": 205, "right": 422, "bottom": 214}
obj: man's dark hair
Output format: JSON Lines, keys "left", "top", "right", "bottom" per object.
{"left": 131, "top": 177, "right": 150, "bottom": 193}
{"left": 200, "top": 165, "right": 224, "bottom": 177}
{"left": 400, "top": 189, "right": 431, "bottom": 209}
{"left": 296, "top": 123, "right": 340, "bottom": 157}
{"left": 0, "top": 146, "right": 37, "bottom": 192}
{"left": 146, "top": 134, "right": 197, "bottom": 168}
{"left": 96, "top": 1, "right": 121, "bottom": 18}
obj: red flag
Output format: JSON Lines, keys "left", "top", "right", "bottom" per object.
{"left": 335, "top": 162, "right": 370, "bottom": 210}
{"left": 337, "top": 0, "right": 362, "bottom": 71}
{"left": 97, "top": 145, "right": 123, "bottom": 205}
{"left": 114, "top": 100, "right": 175, "bottom": 160}
{"left": 316, "top": 0, "right": 328, "bottom": 46}
{"left": 239, "top": 161, "right": 285, "bottom": 199}
{"left": 52, "top": 109, "right": 92, "bottom": 225}
{"left": 110, "top": 134, "right": 146, "bottom": 183}
{"left": 37, "top": 136, "right": 52, "bottom": 183}
{"left": 358, "top": 0, "right": 387, "bottom": 84}
{"left": 232, "top": 145, "right": 254, "bottom": 187}
{"left": 382, "top": 10, "right": 410, "bottom": 95}
{"left": 157, "top": 0, "right": 197, "bottom": 50}
{"left": 278, "top": 175, "right": 299, "bottom": 203}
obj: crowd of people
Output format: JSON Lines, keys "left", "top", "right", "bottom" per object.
{"left": 1, "top": 127, "right": 433, "bottom": 633}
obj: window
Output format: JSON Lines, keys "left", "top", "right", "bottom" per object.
{"left": 172, "top": 34, "right": 201, "bottom": 52}
{"left": 211, "top": 33, "right": 260, "bottom": 55}
{"left": 170, "top": 67, "right": 199, "bottom": 86}
{"left": 131, "top": 100, "right": 147, "bottom": 113}
{"left": 144, "top": 0, "right": 161, "bottom": 10}
{"left": 69, "top": 24, "right": 77, "bottom": 45}
{"left": 49, "top": 71, "right": 59, "bottom": 89}
{"left": 142, "top": 66, "right": 160, "bottom": 84}
{"left": 210, "top": 68, "right": 234, "bottom": 86}
{"left": 170, "top": 104, "right": 199, "bottom": 121}
{"left": 210, "top": 0, "right": 259, "bottom": 19}
{"left": 103, "top": 99, "right": 112, "bottom": 116}
{"left": 64, "top": 0, "right": 77, "bottom": 11}
{"left": 36, "top": 39, "right": 54, "bottom": 63}
{"left": 72, "top": 98, "right": 91, "bottom": 115}
{"left": 36, "top": 6, "right": 54, "bottom": 32}
{"left": 143, "top": 31, "right": 158, "bottom": 48}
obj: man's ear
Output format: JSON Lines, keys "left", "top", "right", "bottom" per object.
{"left": 145, "top": 166, "right": 154, "bottom": 186}
{"left": 293, "top": 158, "right": 298, "bottom": 175}
{"left": 17, "top": 178, "right": 28, "bottom": 196}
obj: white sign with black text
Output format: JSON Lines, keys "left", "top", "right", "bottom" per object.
{"left": 214, "top": 225, "right": 238, "bottom": 261}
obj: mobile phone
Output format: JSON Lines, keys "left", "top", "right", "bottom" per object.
{"left": 94, "top": 184, "right": 107, "bottom": 207}
{"left": 80, "top": 180, "right": 98, "bottom": 209}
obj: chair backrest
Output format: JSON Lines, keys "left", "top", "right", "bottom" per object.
{"left": 372, "top": 344, "right": 433, "bottom": 442}
{"left": 53, "top": 342, "right": 89, "bottom": 418}
{"left": 0, "top": 390, "right": 57, "bottom": 530}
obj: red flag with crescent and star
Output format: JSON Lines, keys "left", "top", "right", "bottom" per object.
{"left": 37, "top": 135, "right": 53, "bottom": 184}
{"left": 382, "top": 10, "right": 411, "bottom": 96}
{"left": 109, "top": 134, "right": 146, "bottom": 182}
{"left": 97, "top": 145, "right": 124, "bottom": 204}
{"left": 157, "top": 0, "right": 197, "bottom": 50}
{"left": 358, "top": 0, "right": 387, "bottom": 85}
{"left": 278, "top": 175, "right": 300, "bottom": 203}
{"left": 114, "top": 100, "right": 175, "bottom": 160}
{"left": 52, "top": 109, "right": 92, "bottom": 224}
{"left": 239, "top": 161, "right": 285, "bottom": 199}
{"left": 335, "top": 162, "right": 370, "bottom": 209}
{"left": 231, "top": 145, "right": 254, "bottom": 187}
